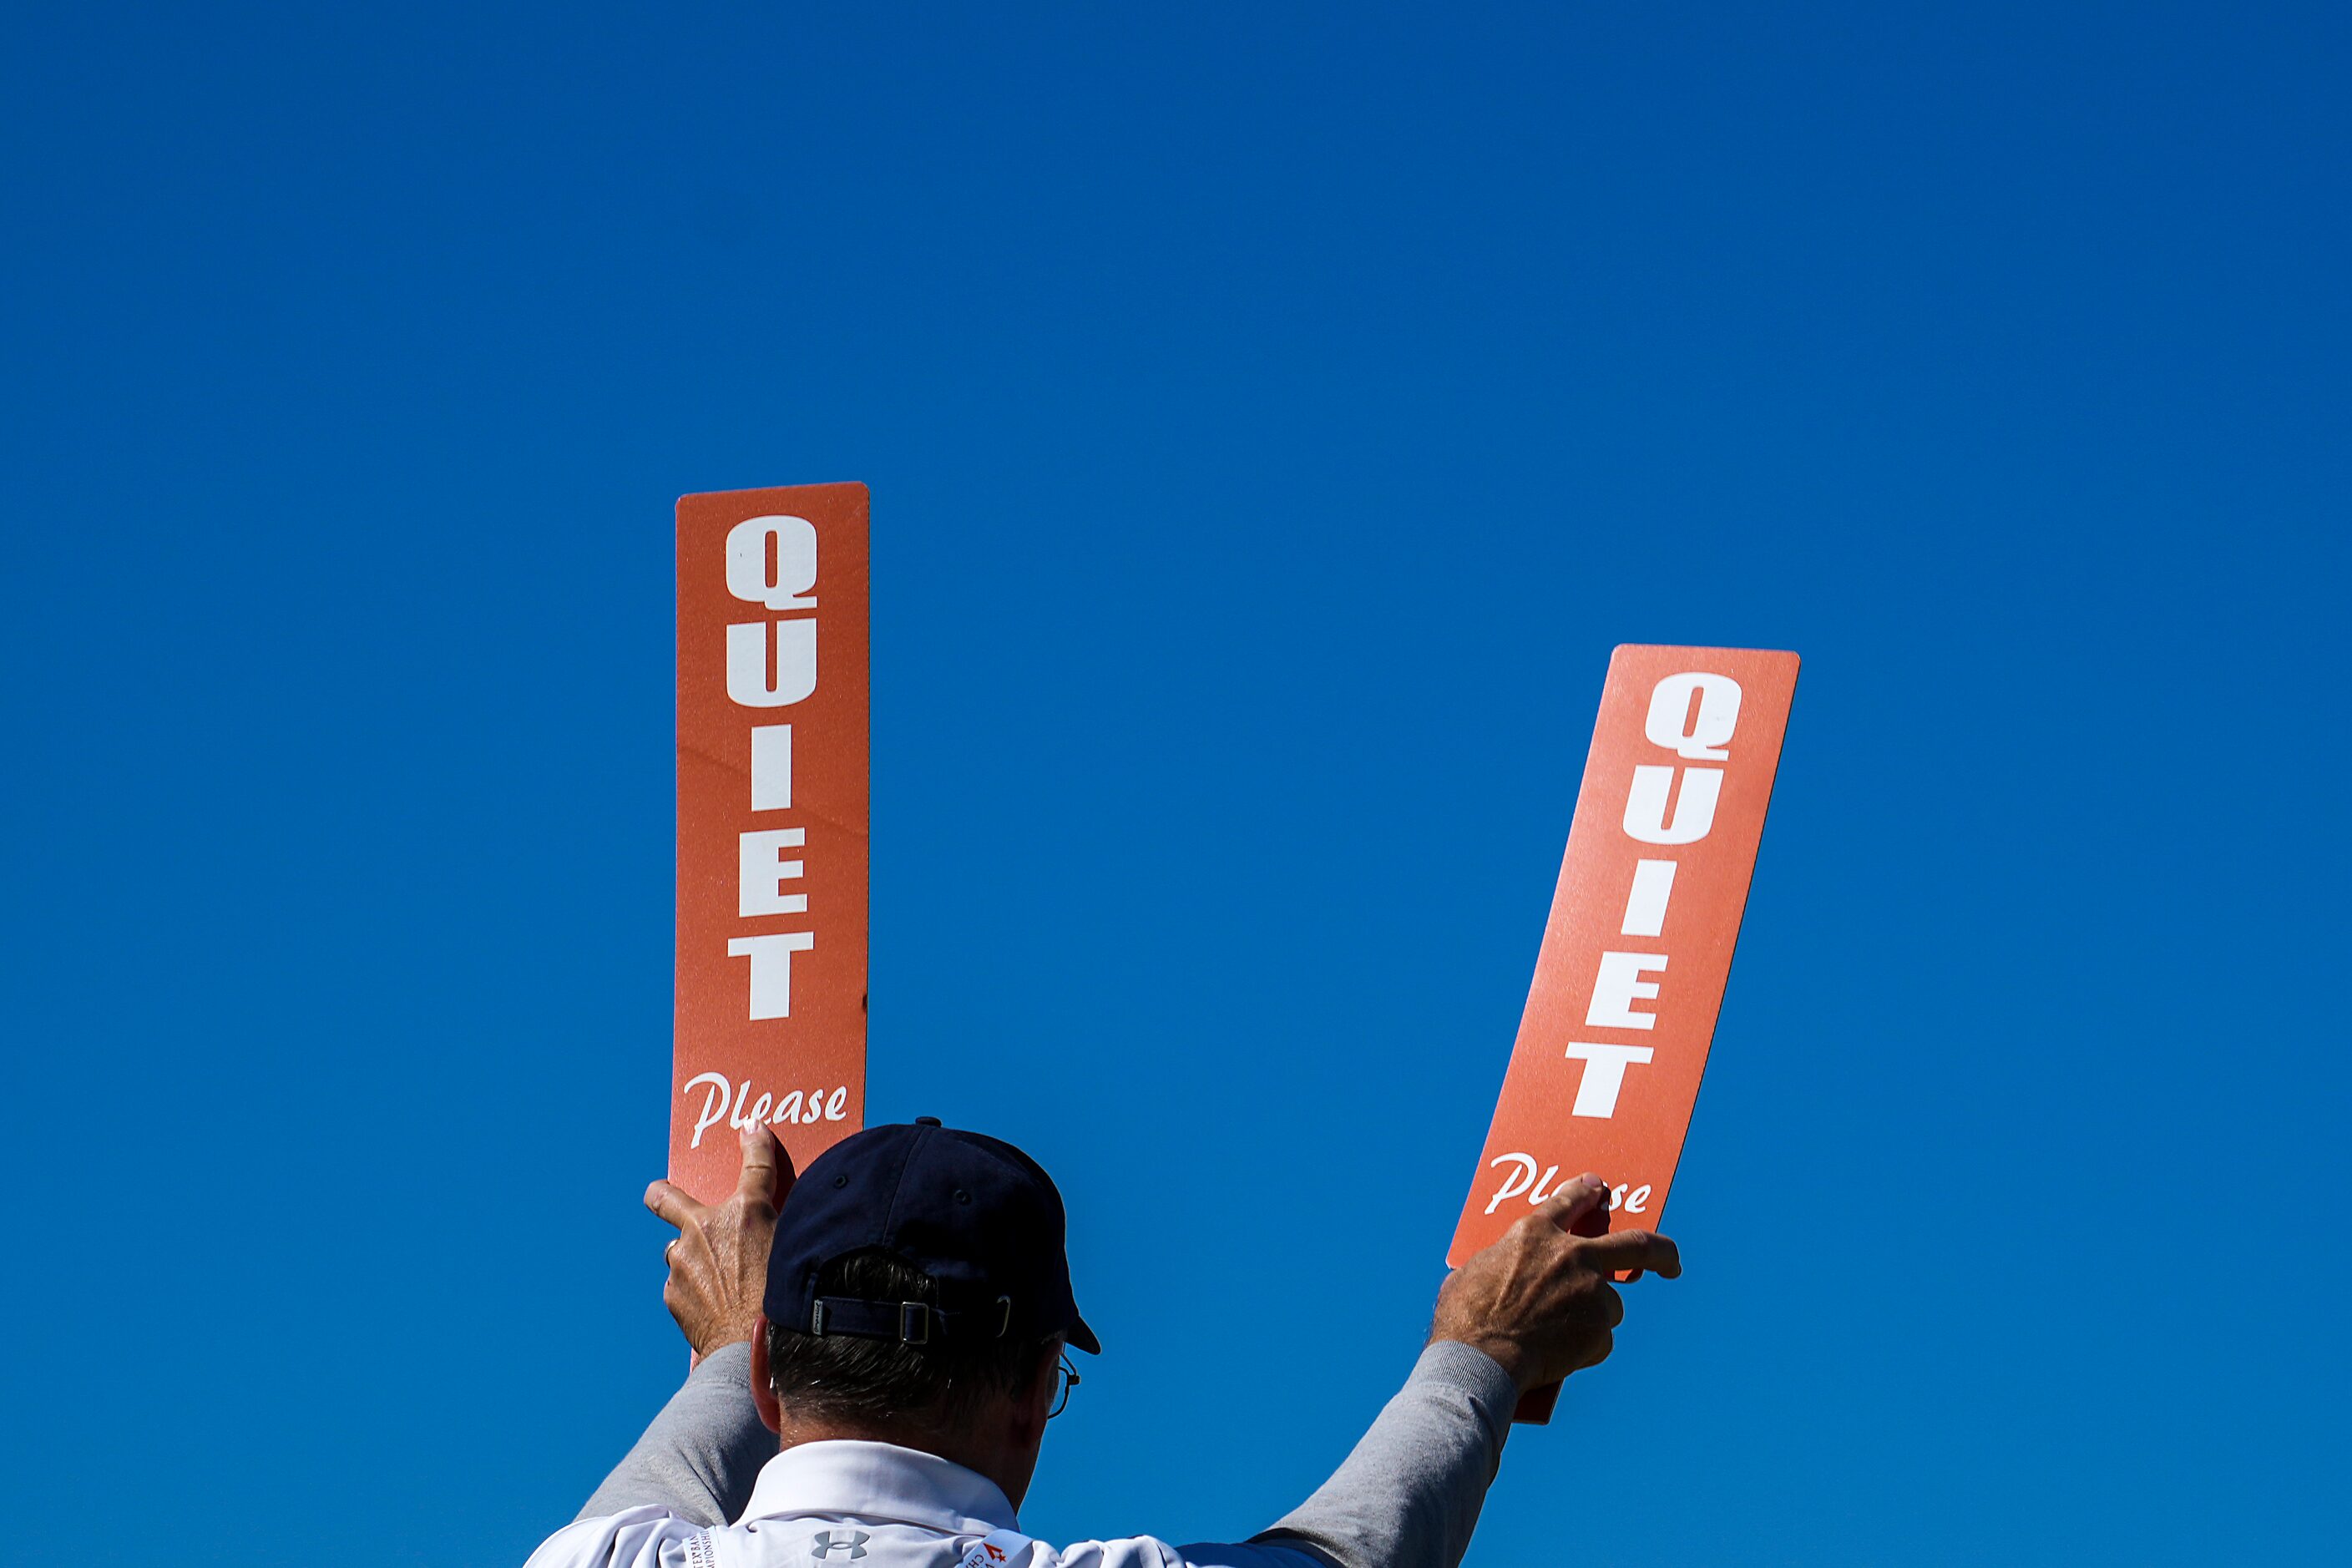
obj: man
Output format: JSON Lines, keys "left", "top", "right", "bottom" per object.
{"left": 527, "top": 1117, "right": 1679, "bottom": 1568}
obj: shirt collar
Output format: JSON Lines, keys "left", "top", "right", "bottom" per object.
{"left": 743, "top": 1439, "right": 1019, "bottom": 1535}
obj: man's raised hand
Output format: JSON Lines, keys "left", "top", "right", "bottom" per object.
{"left": 644, "top": 1124, "right": 794, "bottom": 1359}
{"left": 1428, "top": 1173, "right": 1681, "bottom": 1394}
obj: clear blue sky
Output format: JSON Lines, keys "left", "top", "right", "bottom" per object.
{"left": 3, "top": 4, "right": 2344, "bottom": 1564}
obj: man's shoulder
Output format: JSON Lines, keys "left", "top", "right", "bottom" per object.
{"left": 1044, "top": 1537, "right": 1332, "bottom": 1568}
{"left": 1034, "top": 1532, "right": 1327, "bottom": 1568}
{"left": 1020, "top": 1534, "right": 1177, "bottom": 1568}
{"left": 525, "top": 1505, "right": 715, "bottom": 1568}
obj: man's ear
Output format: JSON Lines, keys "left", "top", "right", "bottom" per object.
{"left": 750, "top": 1313, "right": 782, "bottom": 1434}
{"left": 1012, "top": 1335, "right": 1065, "bottom": 1442}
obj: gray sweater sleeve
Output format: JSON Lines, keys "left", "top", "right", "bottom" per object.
{"left": 1242, "top": 1341, "right": 1519, "bottom": 1568}
{"left": 576, "top": 1341, "right": 776, "bottom": 1527}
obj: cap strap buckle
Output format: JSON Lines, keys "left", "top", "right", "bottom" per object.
{"left": 807, "top": 1294, "right": 945, "bottom": 1343}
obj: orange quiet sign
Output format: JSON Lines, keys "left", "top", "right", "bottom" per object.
{"left": 1450, "top": 645, "right": 1798, "bottom": 1393}
{"left": 671, "top": 483, "right": 871, "bottom": 1203}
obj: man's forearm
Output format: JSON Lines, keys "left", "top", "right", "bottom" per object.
{"left": 1247, "top": 1342, "right": 1519, "bottom": 1568}
{"left": 576, "top": 1342, "right": 774, "bottom": 1527}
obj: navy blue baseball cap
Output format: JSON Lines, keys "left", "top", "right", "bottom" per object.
{"left": 764, "top": 1119, "right": 1100, "bottom": 1354}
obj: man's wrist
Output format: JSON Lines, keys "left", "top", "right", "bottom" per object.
{"left": 1427, "top": 1330, "right": 1535, "bottom": 1394}
{"left": 686, "top": 1338, "right": 755, "bottom": 1383}
{"left": 693, "top": 1325, "right": 759, "bottom": 1360}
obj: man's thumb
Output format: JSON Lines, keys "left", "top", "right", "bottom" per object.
{"left": 1534, "top": 1172, "right": 1611, "bottom": 1235}
{"left": 737, "top": 1124, "right": 794, "bottom": 1206}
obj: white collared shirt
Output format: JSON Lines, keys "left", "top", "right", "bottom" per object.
{"left": 527, "top": 1439, "right": 1318, "bottom": 1568}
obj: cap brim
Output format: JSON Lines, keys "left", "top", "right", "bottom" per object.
{"left": 1065, "top": 1313, "right": 1101, "bottom": 1355}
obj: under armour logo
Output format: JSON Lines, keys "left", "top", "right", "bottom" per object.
{"left": 812, "top": 1531, "right": 871, "bottom": 1560}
